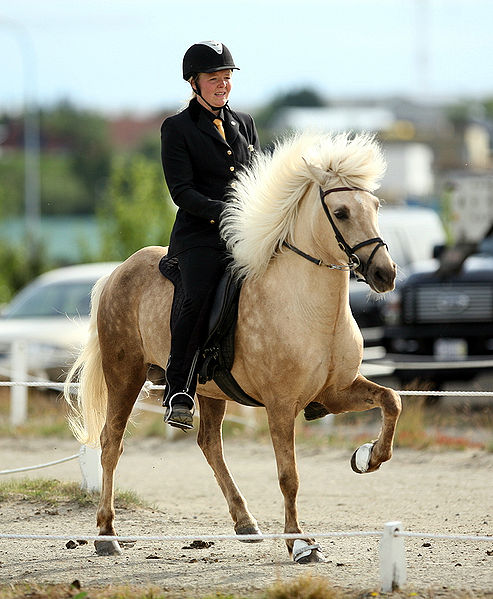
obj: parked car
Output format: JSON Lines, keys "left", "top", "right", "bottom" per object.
{"left": 349, "top": 205, "right": 445, "bottom": 348}
{"left": 0, "top": 262, "right": 119, "bottom": 382}
{"left": 380, "top": 227, "right": 493, "bottom": 387}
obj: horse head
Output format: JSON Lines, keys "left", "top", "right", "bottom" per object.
{"left": 303, "top": 137, "right": 396, "bottom": 294}
{"left": 222, "top": 131, "right": 396, "bottom": 293}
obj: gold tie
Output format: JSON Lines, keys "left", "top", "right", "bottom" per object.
{"left": 213, "top": 118, "right": 226, "bottom": 140}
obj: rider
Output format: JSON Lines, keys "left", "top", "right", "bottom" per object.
{"left": 160, "top": 41, "right": 260, "bottom": 430}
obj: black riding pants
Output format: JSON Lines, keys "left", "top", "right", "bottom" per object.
{"left": 166, "top": 246, "right": 227, "bottom": 401}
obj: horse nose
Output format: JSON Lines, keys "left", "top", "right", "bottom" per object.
{"left": 372, "top": 262, "right": 396, "bottom": 292}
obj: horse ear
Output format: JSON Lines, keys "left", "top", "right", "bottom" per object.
{"left": 302, "top": 157, "right": 329, "bottom": 186}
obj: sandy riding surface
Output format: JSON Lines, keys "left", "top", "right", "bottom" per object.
{"left": 0, "top": 435, "right": 492, "bottom": 597}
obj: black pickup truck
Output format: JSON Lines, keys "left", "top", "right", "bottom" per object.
{"left": 380, "top": 230, "right": 493, "bottom": 386}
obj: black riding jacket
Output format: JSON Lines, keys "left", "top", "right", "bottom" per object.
{"left": 161, "top": 97, "right": 260, "bottom": 256}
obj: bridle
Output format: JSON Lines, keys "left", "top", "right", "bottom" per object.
{"left": 283, "top": 186, "right": 388, "bottom": 284}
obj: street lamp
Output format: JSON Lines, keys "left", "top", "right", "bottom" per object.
{"left": 0, "top": 18, "right": 41, "bottom": 253}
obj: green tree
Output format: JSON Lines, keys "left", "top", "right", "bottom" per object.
{"left": 94, "top": 154, "right": 175, "bottom": 262}
{"left": 41, "top": 101, "right": 111, "bottom": 214}
{"left": 482, "top": 97, "right": 493, "bottom": 121}
{"left": 0, "top": 237, "right": 51, "bottom": 304}
{"left": 0, "top": 103, "right": 112, "bottom": 217}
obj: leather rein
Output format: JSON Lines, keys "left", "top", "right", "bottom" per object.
{"left": 283, "top": 186, "right": 387, "bottom": 284}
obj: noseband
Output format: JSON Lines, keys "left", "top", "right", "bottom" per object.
{"left": 283, "top": 186, "right": 388, "bottom": 284}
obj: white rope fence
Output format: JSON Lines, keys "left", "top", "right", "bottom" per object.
{"left": 0, "top": 523, "right": 491, "bottom": 592}
{"left": 0, "top": 379, "right": 256, "bottom": 429}
{"left": 1, "top": 527, "right": 490, "bottom": 543}
{"left": 0, "top": 530, "right": 382, "bottom": 542}
{"left": 0, "top": 454, "right": 79, "bottom": 475}
{"left": 3, "top": 379, "right": 493, "bottom": 396}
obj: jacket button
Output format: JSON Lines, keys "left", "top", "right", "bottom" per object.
{"left": 229, "top": 166, "right": 235, "bottom": 171}
{"left": 210, "top": 219, "right": 215, "bottom": 224}
{"left": 227, "top": 150, "right": 232, "bottom": 155}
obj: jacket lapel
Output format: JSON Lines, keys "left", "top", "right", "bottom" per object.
{"left": 195, "top": 107, "right": 229, "bottom": 146}
{"left": 224, "top": 111, "right": 240, "bottom": 145}
{"left": 189, "top": 98, "right": 239, "bottom": 146}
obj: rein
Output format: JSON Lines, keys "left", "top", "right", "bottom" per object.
{"left": 283, "top": 186, "right": 388, "bottom": 283}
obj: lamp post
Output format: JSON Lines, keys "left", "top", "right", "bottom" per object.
{"left": 0, "top": 18, "right": 41, "bottom": 253}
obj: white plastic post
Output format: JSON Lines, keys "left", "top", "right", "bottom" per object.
{"left": 79, "top": 445, "right": 102, "bottom": 492}
{"left": 379, "top": 521, "right": 407, "bottom": 592}
{"left": 10, "top": 340, "right": 28, "bottom": 426}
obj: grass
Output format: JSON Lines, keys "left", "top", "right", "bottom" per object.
{"left": 264, "top": 576, "right": 341, "bottom": 599}
{"left": 0, "top": 478, "right": 147, "bottom": 509}
{"left": 0, "top": 576, "right": 491, "bottom": 599}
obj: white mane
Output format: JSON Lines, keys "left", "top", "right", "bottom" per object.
{"left": 220, "top": 131, "right": 386, "bottom": 281}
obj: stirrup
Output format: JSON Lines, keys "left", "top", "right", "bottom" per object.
{"left": 164, "top": 391, "right": 195, "bottom": 431}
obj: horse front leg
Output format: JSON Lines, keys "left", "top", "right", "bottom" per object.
{"left": 266, "top": 405, "right": 325, "bottom": 564}
{"left": 320, "top": 374, "right": 401, "bottom": 474}
{"left": 196, "top": 395, "right": 262, "bottom": 541}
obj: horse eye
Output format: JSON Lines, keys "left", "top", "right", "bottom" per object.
{"left": 333, "top": 209, "right": 349, "bottom": 221}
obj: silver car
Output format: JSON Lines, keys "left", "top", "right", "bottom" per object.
{"left": 0, "top": 262, "right": 119, "bottom": 382}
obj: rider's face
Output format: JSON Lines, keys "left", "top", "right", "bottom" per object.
{"left": 194, "top": 69, "right": 232, "bottom": 111}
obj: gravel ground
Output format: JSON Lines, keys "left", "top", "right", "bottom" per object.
{"left": 0, "top": 435, "right": 492, "bottom": 597}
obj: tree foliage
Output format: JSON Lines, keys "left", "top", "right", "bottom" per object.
{"left": 40, "top": 101, "right": 112, "bottom": 213}
{"left": 93, "top": 154, "right": 175, "bottom": 262}
{"left": 0, "top": 237, "right": 50, "bottom": 304}
{"left": 0, "top": 102, "right": 112, "bottom": 218}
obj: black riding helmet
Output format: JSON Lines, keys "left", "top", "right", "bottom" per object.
{"left": 182, "top": 41, "right": 239, "bottom": 81}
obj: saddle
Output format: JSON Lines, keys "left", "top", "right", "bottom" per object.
{"left": 158, "top": 255, "right": 263, "bottom": 408}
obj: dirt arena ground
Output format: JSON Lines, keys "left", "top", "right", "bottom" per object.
{"left": 0, "top": 432, "right": 492, "bottom": 597}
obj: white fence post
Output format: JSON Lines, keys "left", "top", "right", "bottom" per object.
{"left": 79, "top": 445, "right": 102, "bottom": 492}
{"left": 10, "top": 340, "right": 28, "bottom": 426}
{"left": 380, "top": 521, "right": 407, "bottom": 592}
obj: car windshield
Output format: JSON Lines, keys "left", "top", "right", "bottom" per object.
{"left": 2, "top": 280, "right": 95, "bottom": 318}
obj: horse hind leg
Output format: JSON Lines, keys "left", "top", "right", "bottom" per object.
{"left": 95, "top": 370, "right": 146, "bottom": 556}
{"left": 196, "top": 395, "right": 262, "bottom": 541}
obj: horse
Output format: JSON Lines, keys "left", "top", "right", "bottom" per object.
{"left": 64, "top": 131, "right": 401, "bottom": 562}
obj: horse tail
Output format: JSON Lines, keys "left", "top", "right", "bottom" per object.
{"left": 63, "top": 274, "right": 110, "bottom": 447}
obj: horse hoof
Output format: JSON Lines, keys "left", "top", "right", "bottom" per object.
{"left": 351, "top": 442, "right": 375, "bottom": 474}
{"left": 292, "top": 540, "right": 325, "bottom": 564}
{"left": 235, "top": 524, "right": 263, "bottom": 543}
{"left": 94, "top": 539, "right": 123, "bottom": 556}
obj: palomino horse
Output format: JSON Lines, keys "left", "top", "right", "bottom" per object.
{"left": 64, "top": 132, "right": 401, "bottom": 562}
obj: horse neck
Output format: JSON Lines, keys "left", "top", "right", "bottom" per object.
{"left": 250, "top": 218, "right": 352, "bottom": 335}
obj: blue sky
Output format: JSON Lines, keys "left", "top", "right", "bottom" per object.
{"left": 1, "top": 0, "right": 492, "bottom": 115}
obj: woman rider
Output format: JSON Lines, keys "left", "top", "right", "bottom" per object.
{"left": 160, "top": 41, "right": 260, "bottom": 430}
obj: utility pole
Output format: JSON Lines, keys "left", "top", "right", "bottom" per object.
{"left": 1, "top": 19, "right": 41, "bottom": 255}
